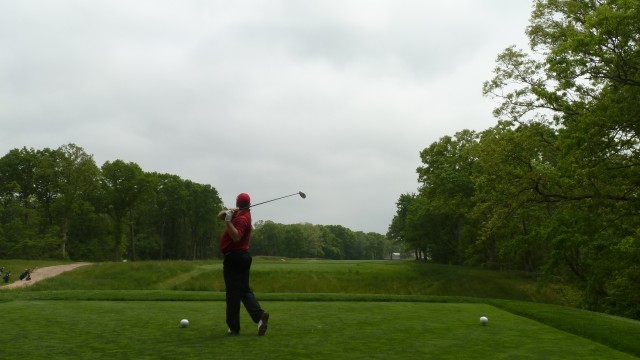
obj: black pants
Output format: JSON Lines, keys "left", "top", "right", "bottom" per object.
{"left": 223, "top": 251, "right": 264, "bottom": 332}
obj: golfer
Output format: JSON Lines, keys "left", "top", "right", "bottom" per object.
{"left": 217, "top": 193, "right": 269, "bottom": 336}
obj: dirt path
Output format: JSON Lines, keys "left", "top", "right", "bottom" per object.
{"left": 1, "top": 263, "right": 92, "bottom": 289}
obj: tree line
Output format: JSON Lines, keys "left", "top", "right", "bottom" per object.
{"left": 0, "top": 144, "right": 225, "bottom": 261}
{"left": 388, "top": 0, "right": 640, "bottom": 319}
{"left": 0, "top": 144, "right": 393, "bottom": 262}
{"left": 251, "top": 221, "right": 394, "bottom": 260}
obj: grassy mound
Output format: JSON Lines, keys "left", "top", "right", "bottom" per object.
{"left": 5, "top": 259, "right": 578, "bottom": 303}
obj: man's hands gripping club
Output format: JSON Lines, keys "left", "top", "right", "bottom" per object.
{"left": 224, "top": 209, "right": 233, "bottom": 222}
{"left": 217, "top": 209, "right": 236, "bottom": 222}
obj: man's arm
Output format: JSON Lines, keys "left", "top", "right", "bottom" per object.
{"left": 225, "top": 221, "right": 241, "bottom": 242}
{"left": 217, "top": 209, "right": 242, "bottom": 243}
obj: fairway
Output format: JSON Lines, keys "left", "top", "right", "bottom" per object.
{"left": 0, "top": 300, "right": 635, "bottom": 359}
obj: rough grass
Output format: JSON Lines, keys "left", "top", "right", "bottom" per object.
{"left": 11, "top": 259, "right": 579, "bottom": 305}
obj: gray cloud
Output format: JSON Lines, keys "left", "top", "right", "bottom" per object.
{"left": 0, "top": 0, "right": 532, "bottom": 233}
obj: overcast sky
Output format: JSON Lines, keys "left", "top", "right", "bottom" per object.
{"left": 0, "top": 1, "right": 533, "bottom": 234}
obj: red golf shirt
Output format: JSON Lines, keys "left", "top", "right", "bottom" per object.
{"left": 219, "top": 209, "right": 252, "bottom": 254}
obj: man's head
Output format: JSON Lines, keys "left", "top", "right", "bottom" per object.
{"left": 236, "top": 193, "right": 251, "bottom": 209}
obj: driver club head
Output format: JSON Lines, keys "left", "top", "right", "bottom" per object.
{"left": 298, "top": 191, "right": 306, "bottom": 199}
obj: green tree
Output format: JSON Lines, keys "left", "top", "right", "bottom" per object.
{"left": 252, "top": 220, "right": 284, "bottom": 256}
{"left": 0, "top": 147, "right": 51, "bottom": 258}
{"left": 183, "top": 180, "right": 223, "bottom": 259}
{"left": 410, "top": 130, "right": 480, "bottom": 264}
{"left": 364, "top": 231, "right": 393, "bottom": 260}
{"left": 51, "top": 144, "right": 101, "bottom": 259}
{"left": 150, "top": 173, "right": 188, "bottom": 259}
{"left": 323, "top": 225, "right": 353, "bottom": 259}
{"left": 0, "top": 147, "right": 38, "bottom": 208}
{"left": 100, "top": 160, "right": 148, "bottom": 261}
{"left": 297, "top": 223, "right": 324, "bottom": 258}
{"left": 387, "top": 193, "right": 414, "bottom": 245}
{"left": 469, "top": 122, "right": 558, "bottom": 270}
{"left": 388, "top": 193, "right": 429, "bottom": 260}
{"left": 319, "top": 225, "right": 343, "bottom": 259}
{"left": 483, "top": 0, "right": 640, "bottom": 316}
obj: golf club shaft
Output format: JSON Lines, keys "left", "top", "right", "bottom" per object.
{"left": 249, "top": 192, "right": 301, "bottom": 208}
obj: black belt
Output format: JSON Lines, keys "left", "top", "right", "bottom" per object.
{"left": 223, "top": 250, "right": 248, "bottom": 256}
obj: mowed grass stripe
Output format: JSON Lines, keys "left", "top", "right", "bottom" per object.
{"left": 0, "top": 301, "right": 635, "bottom": 360}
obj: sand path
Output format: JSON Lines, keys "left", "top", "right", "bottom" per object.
{"left": 1, "top": 263, "right": 92, "bottom": 289}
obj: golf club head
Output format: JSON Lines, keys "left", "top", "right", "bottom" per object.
{"left": 298, "top": 191, "right": 306, "bottom": 199}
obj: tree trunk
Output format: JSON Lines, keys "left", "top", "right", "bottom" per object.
{"left": 130, "top": 209, "right": 136, "bottom": 261}
{"left": 61, "top": 218, "right": 68, "bottom": 259}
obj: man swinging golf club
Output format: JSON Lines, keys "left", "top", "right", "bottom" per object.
{"left": 218, "top": 193, "right": 269, "bottom": 336}
{"left": 217, "top": 191, "right": 306, "bottom": 336}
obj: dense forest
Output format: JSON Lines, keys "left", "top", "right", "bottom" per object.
{"left": 0, "top": 144, "right": 394, "bottom": 262}
{"left": 389, "top": 0, "right": 640, "bottom": 319}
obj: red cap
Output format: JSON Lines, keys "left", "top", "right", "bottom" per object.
{"left": 236, "top": 193, "right": 251, "bottom": 208}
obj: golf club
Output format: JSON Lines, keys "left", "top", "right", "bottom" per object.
{"left": 249, "top": 191, "right": 306, "bottom": 208}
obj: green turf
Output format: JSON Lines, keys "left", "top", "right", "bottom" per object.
{"left": 0, "top": 300, "right": 635, "bottom": 360}
{"left": 1, "top": 259, "right": 639, "bottom": 359}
